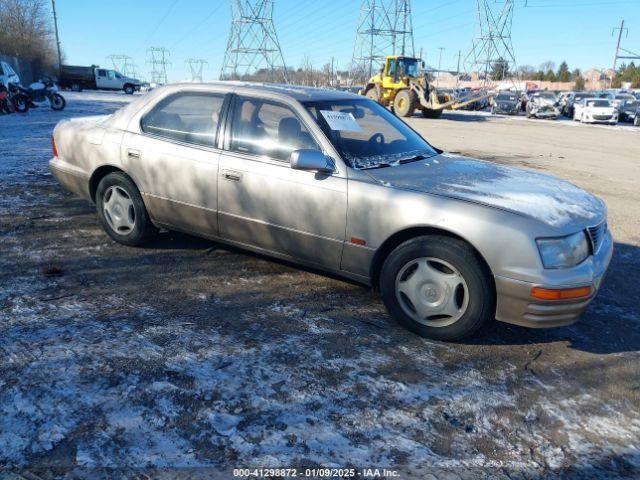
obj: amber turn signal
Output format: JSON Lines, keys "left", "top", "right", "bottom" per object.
{"left": 530, "top": 286, "right": 592, "bottom": 301}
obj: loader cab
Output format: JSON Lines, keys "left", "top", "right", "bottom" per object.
{"left": 382, "top": 56, "right": 420, "bottom": 87}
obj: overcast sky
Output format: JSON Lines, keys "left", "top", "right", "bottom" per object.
{"left": 56, "top": 0, "right": 640, "bottom": 82}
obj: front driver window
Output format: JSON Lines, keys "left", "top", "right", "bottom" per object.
{"left": 141, "top": 92, "right": 225, "bottom": 147}
{"left": 229, "top": 97, "right": 319, "bottom": 162}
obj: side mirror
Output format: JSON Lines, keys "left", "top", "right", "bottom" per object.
{"left": 290, "top": 149, "right": 335, "bottom": 174}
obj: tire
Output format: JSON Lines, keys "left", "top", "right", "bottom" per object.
{"left": 379, "top": 235, "right": 495, "bottom": 341}
{"left": 421, "top": 108, "right": 443, "bottom": 119}
{"left": 394, "top": 89, "right": 417, "bottom": 117}
{"left": 635, "top": 116, "right": 640, "bottom": 127}
{"left": 124, "top": 85, "right": 134, "bottom": 95}
{"left": 96, "top": 172, "right": 158, "bottom": 246}
{"left": 12, "top": 94, "right": 29, "bottom": 113}
{"left": 71, "top": 83, "right": 82, "bottom": 92}
{"left": 365, "top": 88, "right": 380, "bottom": 103}
{"left": 50, "top": 93, "right": 65, "bottom": 111}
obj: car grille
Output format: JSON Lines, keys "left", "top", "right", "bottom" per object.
{"left": 587, "top": 221, "right": 607, "bottom": 253}
{"left": 593, "top": 115, "right": 612, "bottom": 120}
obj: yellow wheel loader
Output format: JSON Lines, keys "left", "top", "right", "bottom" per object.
{"left": 360, "top": 55, "right": 494, "bottom": 118}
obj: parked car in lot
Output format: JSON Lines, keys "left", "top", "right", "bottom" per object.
{"left": 526, "top": 91, "right": 560, "bottom": 119}
{"left": 565, "top": 92, "right": 596, "bottom": 118}
{"left": 490, "top": 92, "right": 520, "bottom": 115}
{"left": 50, "top": 83, "right": 612, "bottom": 341}
{"left": 611, "top": 93, "right": 636, "bottom": 110}
{"left": 618, "top": 99, "right": 639, "bottom": 122}
{"left": 573, "top": 98, "right": 618, "bottom": 124}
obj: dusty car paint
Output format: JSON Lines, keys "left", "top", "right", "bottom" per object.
{"left": 50, "top": 82, "right": 613, "bottom": 330}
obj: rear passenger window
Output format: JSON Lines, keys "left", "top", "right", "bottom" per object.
{"left": 229, "top": 97, "right": 319, "bottom": 161}
{"left": 141, "top": 93, "right": 225, "bottom": 147}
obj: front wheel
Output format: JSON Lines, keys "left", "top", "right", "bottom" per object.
{"left": 96, "top": 172, "right": 158, "bottom": 246}
{"left": 50, "top": 93, "right": 65, "bottom": 111}
{"left": 12, "top": 94, "right": 29, "bottom": 113}
{"left": 394, "top": 89, "right": 417, "bottom": 117}
{"left": 380, "top": 235, "right": 495, "bottom": 341}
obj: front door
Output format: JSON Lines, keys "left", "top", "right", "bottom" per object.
{"left": 122, "top": 91, "right": 228, "bottom": 235}
{"left": 217, "top": 95, "right": 347, "bottom": 270}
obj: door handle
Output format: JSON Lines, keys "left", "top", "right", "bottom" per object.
{"left": 222, "top": 170, "right": 242, "bottom": 182}
{"left": 127, "top": 149, "right": 141, "bottom": 160}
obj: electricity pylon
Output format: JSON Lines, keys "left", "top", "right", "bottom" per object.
{"left": 350, "top": 0, "right": 415, "bottom": 82}
{"left": 185, "top": 58, "right": 208, "bottom": 82}
{"left": 106, "top": 54, "right": 136, "bottom": 77}
{"left": 147, "top": 47, "right": 171, "bottom": 85}
{"left": 465, "top": 0, "right": 517, "bottom": 85}
{"left": 220, "top": 0, "right": 288, "bottom": 83}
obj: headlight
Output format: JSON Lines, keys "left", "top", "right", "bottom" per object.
{"left": 536, "top": 231, "right": 590, "bottom": 269}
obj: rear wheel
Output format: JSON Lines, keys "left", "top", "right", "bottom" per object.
{"left": 12, "top": 94, "right": 29, "bottom": 113}
{"left": 71, "top": 83, "right": 82, "bottom": 92}
{"left": 124, "top": 84, "right": 135, "bottom": 95}
{"left": 380, "top": 235, "right": 494, "bottom": 341}
{"left": 635, "top": 115, "right": 640, "bottom": 127}
{"left": 96, "top": 172, "right": 158, "bottom": 246}
{"left": 421, "top": 108, "right": 443, "bottom": 119}
{"left": 394, "top": 89, "right": 417, "bottom": 117}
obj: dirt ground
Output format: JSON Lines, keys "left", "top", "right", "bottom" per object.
{"left": 1, "top": 92, "right": 639, "bottom": 479}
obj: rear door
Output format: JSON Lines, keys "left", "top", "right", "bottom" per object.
{"left": 217, "top": 94, "right": 347, "bottom": 270}
{"left": 122, "top": 91, "right": 229, "bottom": 235}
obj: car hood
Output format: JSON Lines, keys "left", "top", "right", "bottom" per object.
{"left": 364, "top": 153, "right": 605, "bottom": 229}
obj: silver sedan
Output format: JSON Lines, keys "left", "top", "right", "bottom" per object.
{"left": 50, "top": 83, "right": 613, "bottom": 341}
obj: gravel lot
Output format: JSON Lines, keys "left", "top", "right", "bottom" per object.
{"left": 1, "top": 92, "right": 639, "bottom": 479}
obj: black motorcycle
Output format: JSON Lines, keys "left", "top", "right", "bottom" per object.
{"left": 6, "top": 82, "right": 30, "bottom": 113}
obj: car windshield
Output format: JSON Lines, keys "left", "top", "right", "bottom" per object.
{"left": 574, "top": 93, "right": 594, "bottom": 101}
{"left": 304, "top": 98, "right": 438, "bottom": 169}
{"left": 536, "top": 92, "right": 556, "bottom": 99}
{"left": 624, "top": 100, "right": 638, "bottom": 109}
{"left": 497, "top": 94, "right": 517, "bottom": 101}
{"left": 586, "top": 100, "right": 610, "bottom": 107}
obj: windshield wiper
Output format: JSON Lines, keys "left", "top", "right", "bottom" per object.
{"left": 398, "top": 154, "right": 427, "bottom": 164}
{"left": 360, "top": 162, "right": 394, "bottom": 170}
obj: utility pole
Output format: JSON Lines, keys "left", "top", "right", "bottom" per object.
{"left": 51, "top": 0, "right": 62, "bottom": 71}
{"left": 456, "top": 49, "right": 462, "bottom": 87}
{"left": 220, "top": 0, "right": 288, "bottom": 83}
{"left": 350, "top": 0, "right": 415, "bottom": 82}
{"left": 612, "top": 20, "right": 627, "bottom": 73}
{"left": 436, "top": 47, "right": 444, "bottom": 86}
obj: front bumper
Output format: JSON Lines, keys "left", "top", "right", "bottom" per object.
{"left": 494, "top": 231, "right": 613, "bottom": 328}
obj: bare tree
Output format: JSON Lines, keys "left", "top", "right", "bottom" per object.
{"left": 0, "top": 0, "right": 59, "bottom": 72}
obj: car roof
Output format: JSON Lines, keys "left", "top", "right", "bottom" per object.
{"left": 169, "top": 81, "right": 362, "bottom": 102}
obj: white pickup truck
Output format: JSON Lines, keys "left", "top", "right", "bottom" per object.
{"left": 59, "top": 65, "right": 143, "bottom": 94}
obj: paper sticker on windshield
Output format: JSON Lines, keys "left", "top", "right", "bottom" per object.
{"left": 320, "top": 110, "right": 362, "bottom": 132}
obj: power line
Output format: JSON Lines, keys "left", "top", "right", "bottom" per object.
{"left": 220, "top": 0, "right": 288, "bottom": 83}
{"left": 350, "top": 0, "right": 416, "bottom": 82}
